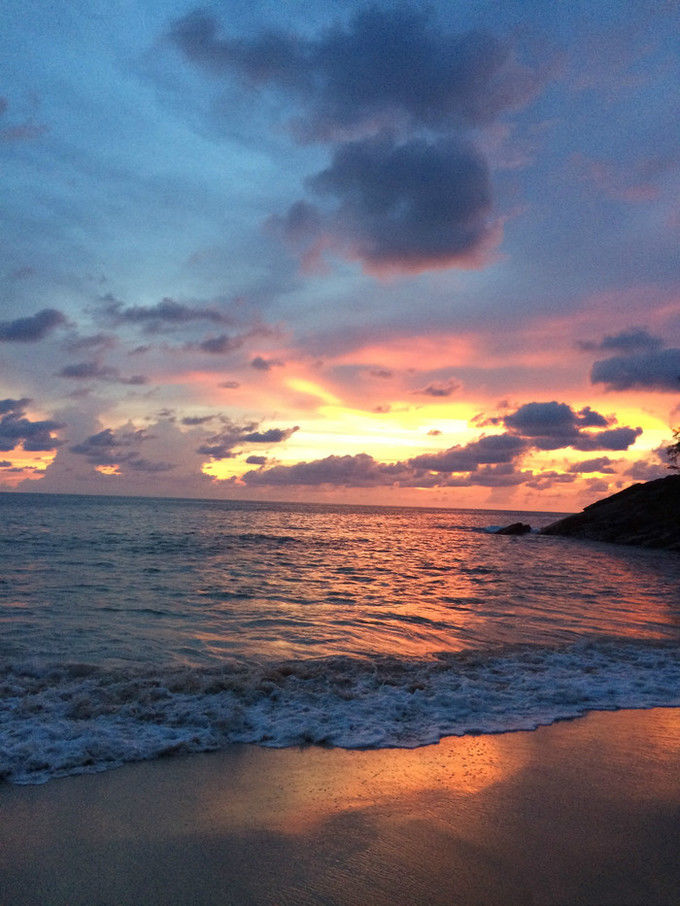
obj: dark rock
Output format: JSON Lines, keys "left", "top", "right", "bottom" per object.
{"left": 495, "top": 522, "right": 532, "bottom": 535}
{"left": 541, "top": 474, "right": 680, "bottom": 551}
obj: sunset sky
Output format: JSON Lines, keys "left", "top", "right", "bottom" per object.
{"left": 2, "top": 0, "right": 679, "bottom": 510}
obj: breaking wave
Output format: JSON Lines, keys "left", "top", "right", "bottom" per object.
{"left": 3, "top": 639, "right": 679, "bottom": 784}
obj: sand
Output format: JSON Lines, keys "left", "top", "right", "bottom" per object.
{"left": 1, "top": 708, "right": 679, "bottom": 905}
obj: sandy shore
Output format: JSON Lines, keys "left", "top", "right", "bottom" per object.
{"left": 2, "top": 708, "right": 679, "bottom": 905}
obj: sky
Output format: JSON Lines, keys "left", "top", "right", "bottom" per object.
{"left": 2, "top": 0, "right": 679, "bottom": 510}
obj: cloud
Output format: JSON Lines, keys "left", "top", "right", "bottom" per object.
{"left": 57, "top": 361, "right": 148, "bottom": 385}
{"left": 251, "top": 356, "right": 283, "bottom": 371}
{"left": 0, "top": 398, "right": 31, "bottom": 416}
{"left": 100, "top": 295, "right": 233, "bottom": 329}
{"left": 578, "top": 327, "right": 663, "bottom": 354}
{"left": 503, "top": 401, "right": 640, "bottom": 451}
{"left": 234, "top": 397, "right": 643, "bottom": 490}
{"left": 411, "top": 379, "right": 460, "bottom": 397}
{"left": 65, "top": 333, "right": 117, "bottom": 352}
{"left": 242, "top": 427, "right": 299, "bottom": 444}
{"left": 572, "top": 426, "right": 642, "bottom": 451}
{"left": 590, "top": 348, "right": 680, "bottom": 392}
{"left": 239, "top": 450, "right": 533, "bottom": 489}
{"left": 170, "top": 7, "right": 540, "bottom": 140}
{"left": 171, "top": 7, "right": 544, "bottom": 275}
{"left": 197, "top": 421, "right": 298, "bottom": 460}
{"left": 409, "top": 433, "right": 528, "bottom": 472}
{"left": 575, "top": 406, "right": 609, "bottom": 428}
{"left": 0, "top": 308, "right": 66, "bottom": 342}
{"left": 245, "top": 455, "right": 267, "bottom": 466}
{"left": 70, "top": 427, "right": 174, "bottom": 472}
{"left": 624, "top": 458, "right": 668, "bottom": 481}
{"left": 242, "top": 452, "right": 415, "bottom": 487}
{"left": 277, "top": 135, "right": 498, "bottom": 274}
{"left": 181, "top": 415, "right": 217, "bottom": 426}
{"left": 569, "top": 152, "right": 679, "bottom": 203}
{"left": 198, "top": 334, "right": 244, "bottom": 354}
{"left": 0, "top": 399, "right": 64, "bottom": 452}
{"left": 567, "top": 457, "right": 616, "bottom": 474}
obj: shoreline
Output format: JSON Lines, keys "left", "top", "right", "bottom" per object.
{"left": 2, "top": 708, "right": 679, "bottom": 905}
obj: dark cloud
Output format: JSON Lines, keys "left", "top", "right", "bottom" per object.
{"left": 471, "top": 463, "right": 532, "bottom": 487}
{"left": 578, "top": 327, "right": 662, "bottom": 354}
{"left": 170, "top": 7, "right": 540, "bottom": 140}
{"left": 242, "top": 452, "right": 415, "bottom": 487}
{"left": 411, "top": 379, "right": 460, "bottom": 397}
{"left": 70, "top": 427, "right": 174, "bottom": 472}
{"left": 181, "top": 415, "right": 217, "bottom": 426}
{"left": 369, "top": 368, "right": 393, "bottom": 379}
{"left": 251, "top": 356, "right": 283, "bottom": 371}
{"left": 240, "top": 451, "right": 531, "bottom": 489}
{"left": 409, "top": 433, "right": 528, "bottom": 472}
{"left": 242, "top": 427, "right": 299, "bottom": 444}
{"left": 625, "top": 458, "right": 667, "bottom": 481}
{"left": 58, "top": 362, "right": 118, "bottom": 380}
{"left": 219, "top": 380, "right": 241, "bottom": 389}
{"left": 575, "top": 406, "right": 609, "bottom": 428}
{"left": 198, "top": 334, "right": 244, "bottom": 354}
{"left": 525, "top": 471, "right": 578, "bottom": 491}
{"left": 506, "top": 401, "right": 586, "bottom": 436}
{"left": 100, "top": 295, "right": 233, "bottom": 329}
{"left": 197, "top": 421, "right": 298, "bottom": 460}
{"left": 590, "top": 348, "right": 680, "bottom": 391}
{"left": 0, "top": 399, "right": 64, "bottom": 452}
{"left": 567, "top": 457, "right": 616, "bottom": 474}
{"left": 172, "top": 7, "right": 543, "bottom": 275}
{"left": 57, "top": 361, "right": 148, "bottom": 385}
{"left": 235, "top": 397, "right": 643, "bottom": 489}
{"left": 504, "top": 401, "right": 640, "bottom": 451}
{"left": 0, "top": 308, "right": 66, "bottom": 342}
{"left": 278, "top": 135, "right": 496, "bottom": 273}
{"left": 125, "top": 458, "right": 176, "bottom": 473}
{"left": 572, "top": 426, "right": 642, "bottom": 451}
{"left": 0, "top": 398, "right": 31, "bottom": 416}
{"left": 245, "top": 455, "right": 267, "bottom": 466}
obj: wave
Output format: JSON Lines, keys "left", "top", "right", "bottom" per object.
{"left": 2, "top": 639, "right": 679, "bottom": 784}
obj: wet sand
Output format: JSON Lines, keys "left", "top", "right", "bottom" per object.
{"left": 1, "top": 708, "right": 679, "bottom": 905}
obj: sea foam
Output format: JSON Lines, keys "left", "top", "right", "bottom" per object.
{"left": 2, "top": 639, "right": 679, "bottom": 784}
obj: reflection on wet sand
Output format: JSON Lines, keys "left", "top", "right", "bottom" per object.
{"left": 1, "top": 709, "right": 679, "bottom": 905}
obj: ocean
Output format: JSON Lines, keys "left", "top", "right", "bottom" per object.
{"left": 1, "top": 492, "right": 679, "bottom": 785}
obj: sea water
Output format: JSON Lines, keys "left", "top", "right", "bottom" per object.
{"left": 1, "top": 493, "right": 679, "bottom": 784}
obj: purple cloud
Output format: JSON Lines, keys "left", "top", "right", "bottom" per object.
{"left": 277, "top": 135, "right": 496, "bottom": 273}
{"left": 170, "top": 7, "right": 540, "bottom": 139}
{"left": 57, "top": 361, "right": 148, "bottom": 385}
{"left": 0, "top": 399, "right": 64, "bottom": 452}
{"left": 0, "top": 309, "right": 66, "bottom": 342}
{"left": 591, "top": 348, "right": 680, "bottom": 392}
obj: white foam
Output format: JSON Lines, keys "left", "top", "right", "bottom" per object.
{"left": 2, "top": 640, "right": 679, "bottom": 784}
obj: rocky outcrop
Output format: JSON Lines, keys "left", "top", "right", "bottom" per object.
{"left": 495, "top": 522, "right": 532, "bottom": 535}
{"left": 541, "top": 474, "right": 680, "bottom": 551}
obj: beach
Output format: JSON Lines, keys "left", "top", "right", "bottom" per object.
{"left": 2, "top": 708, "right": 679, "bottom": 905}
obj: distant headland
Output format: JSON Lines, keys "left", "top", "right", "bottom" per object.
{"left": 540, "top": 474, "right": 680, "bottom": 552}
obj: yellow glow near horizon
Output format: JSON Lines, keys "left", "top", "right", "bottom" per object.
{"left": 95, "top": 465, "right": 120, "bottom": 476}
{"left": 285, "top": 377, "right": 342, "bottom": 405}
